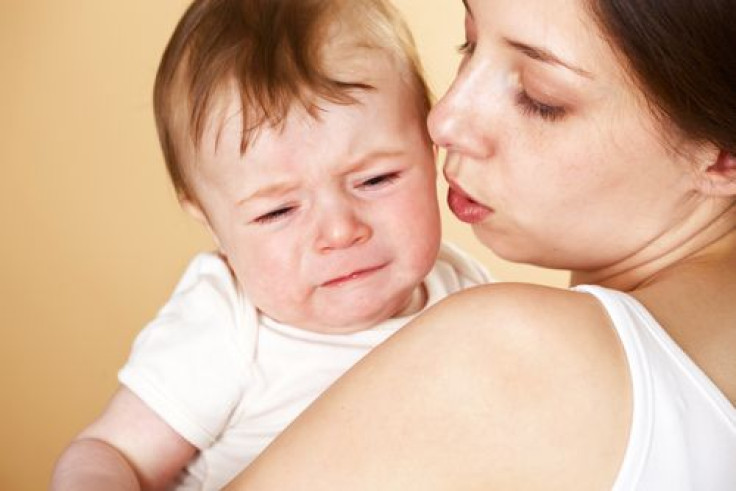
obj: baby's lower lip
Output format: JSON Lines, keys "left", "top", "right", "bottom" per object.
{"left": 447, "top": 187, "right": 492, "bottom": 223}
{"left": 322, "top": 265, "right": 385, "bottom": 287}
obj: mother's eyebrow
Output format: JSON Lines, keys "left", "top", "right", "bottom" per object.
{"left": 505, "top": 38, "right": 593, "bottom": 79}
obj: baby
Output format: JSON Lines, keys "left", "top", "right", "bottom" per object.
{"left": 52, "top": 0, "right": 490, "bottom": 488}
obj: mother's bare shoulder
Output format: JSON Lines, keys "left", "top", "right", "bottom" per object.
{"left": 387, "top": 282, "right": 632, "bottom": 488}
{"left": 413, "top": 281, "right": 618, "bottom": 351}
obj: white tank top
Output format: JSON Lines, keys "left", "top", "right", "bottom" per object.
{"left": 574, "top": 285, "right": 736, "bottom": 490}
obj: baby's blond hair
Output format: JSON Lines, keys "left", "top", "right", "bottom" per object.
{"left": 153, "top": 0, "right": 431, "bottom": 201}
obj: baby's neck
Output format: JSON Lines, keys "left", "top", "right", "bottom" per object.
{"left": 394, "top": 284, "right": 428, "bottom": 318}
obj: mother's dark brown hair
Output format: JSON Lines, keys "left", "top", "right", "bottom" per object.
{"left": 590, "top": 0, "right": 736, "bottom": 153}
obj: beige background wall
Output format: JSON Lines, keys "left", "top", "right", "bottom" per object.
{"left": 0, "top": 1, "right": 567, "bottom": 488}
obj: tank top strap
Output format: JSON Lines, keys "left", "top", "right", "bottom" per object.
{"left": 574, "top": 284, "right": 736, "bottom": 490}
{"left": 573, "top": 285, "right": 653, "bottom": 488}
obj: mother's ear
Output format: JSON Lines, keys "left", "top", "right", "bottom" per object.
{"left": 696, "top": 150, "right": 736, "bottom": 197}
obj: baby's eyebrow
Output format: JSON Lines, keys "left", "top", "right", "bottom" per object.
{"left": 236, "top": 148, "right": 408, "bottom": 206}
{"left": 504, "top": 38, "right": 594, "bottom": 79}
{"left": 343, "top": 149, "right": 407, "bottom": 175}
{"left": 237, "top": 180, "right": 298, "bottom": 205}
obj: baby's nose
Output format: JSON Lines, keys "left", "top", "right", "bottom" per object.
{"left": 314, "top": 203, "right": 372, "bottom": 252}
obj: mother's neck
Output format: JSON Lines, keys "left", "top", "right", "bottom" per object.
{"left": 570, "top": 201, "right": 736, "bottom": 292}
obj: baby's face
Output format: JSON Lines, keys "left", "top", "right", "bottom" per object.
{"left": 187, "top": 52, "right": 440, "bottom": 333}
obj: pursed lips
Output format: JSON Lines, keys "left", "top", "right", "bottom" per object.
{"left": 445, "top": 179, "right": 493, "bottom": 224}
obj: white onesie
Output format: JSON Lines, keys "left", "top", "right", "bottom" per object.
{"left": 119, "top": 242, "right": 490, "bottom": 489}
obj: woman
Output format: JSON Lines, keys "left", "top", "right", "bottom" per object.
{"left": 228, "top": 0, "right": 736, "bottom": 488}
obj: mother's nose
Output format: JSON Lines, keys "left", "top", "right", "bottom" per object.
{"left": 427, "top": 64, "right": 494, "bottom": 158}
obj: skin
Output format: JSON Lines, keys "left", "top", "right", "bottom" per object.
{"left": 184, "top": 49, "right": 440, "bottom": 334}
{"left": 437, "top": 0, "right": 720, "bottom": 286}
{"left": 226, "top": 0, "right": 736, "bottom": 488}
{"left": 50, "top": 46, "right": 441, "bottom": 489}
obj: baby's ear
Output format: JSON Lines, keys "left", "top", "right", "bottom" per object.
{"left": 696, "top": 150, "right": 736, "bottom": 197}
{"left": 180, "top": 198, "right": 224, "bottom": 250}
{"left": 180, "top": 197, "right": 208, "bottom": 224}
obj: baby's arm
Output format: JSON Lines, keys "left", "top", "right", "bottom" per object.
{"left": 53, "top": 252, "right": 247, "bottom": 489}
{"left": 51, "top": 386, "right": 197, "bottom": 490}
{"left": 52, "top": 253, "right": 239, "bottom": 488}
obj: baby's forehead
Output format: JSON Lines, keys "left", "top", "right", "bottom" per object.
{"left": 203, "top": 49, "right": 406, "bottom": 146}
{"left": 192, "top": 81, "right": 424, "bottom": 188}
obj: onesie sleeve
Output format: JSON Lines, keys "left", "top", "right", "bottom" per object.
{"left": 118, "top": 253, "right": 252, "bottom": 450}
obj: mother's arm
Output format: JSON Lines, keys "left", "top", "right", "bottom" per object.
{"left": 227, "top": 284, "right": 631, "bottom": 490}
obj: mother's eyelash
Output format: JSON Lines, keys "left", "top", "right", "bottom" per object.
{"left": 515, "top": 91, "right": 567, "bottom": 122}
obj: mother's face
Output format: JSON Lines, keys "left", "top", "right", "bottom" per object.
{"left": 428, "top": 0, "right": 704, "bottom": 275}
